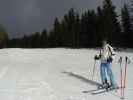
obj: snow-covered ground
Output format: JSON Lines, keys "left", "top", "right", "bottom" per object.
{"left": 0, "top": 48, "right": 132, "bottom": 100}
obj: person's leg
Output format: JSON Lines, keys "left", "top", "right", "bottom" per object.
{"left": 100, "top": 63, "right": 107, "bottom": 84}
{"left": 106, "top": 63, "right": 117, "bottom": 88}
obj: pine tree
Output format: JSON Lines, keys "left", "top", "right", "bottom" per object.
{"left": 80, "top": 11, "right": 89, "bottom": 47}
{"left": 75, "top": 14, "right": 80, "bottom": 48}
{"left": 121, "top": 4, "right": 133, "bottom": 47}
{"left": 97, "top": 6, "right": 104, "bottom": 46}
{"left": 31, "top": 32, "right": 41, "bottom": 48}
{"left": 80, "top": 10, "right": 98, "bottom": 47}
{"left": 40, "top": 29, "right": 48, "bottom": 48}
{"left": 101, "top": 0, "right": 121, "bottom": 45}
{"left": 62, "top": 8, "right": 78, "bottom": 47}
{"left": 0, "top": 24, "right": 8, "bottom": 48}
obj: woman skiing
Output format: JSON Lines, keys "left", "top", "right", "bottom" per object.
{"left": 95, "top": 40, "right": 117, "bottom": 89}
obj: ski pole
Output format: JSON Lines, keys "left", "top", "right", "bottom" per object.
{"left": 124, "top": 56, "right": 128, "bottom": 88}
{"left": 118, "top": 56, "right": 123, "bottom": 99}
{"left": 122, "top": 56, "right": 128, "bottom": 99}
{"left": 92, "top": 59, "right": 96, "bottom": 81}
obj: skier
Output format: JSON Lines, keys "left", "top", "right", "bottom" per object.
{"left": 94, "top": 40, "right": 117, "bottom": 89}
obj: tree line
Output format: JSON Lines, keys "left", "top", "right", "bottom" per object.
{"left": 0, "top": 0, "right": 133, "bottom": 48}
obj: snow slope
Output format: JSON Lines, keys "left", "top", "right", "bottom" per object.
{"left": 0, "top": 48, "right": 132, "bottom": 100}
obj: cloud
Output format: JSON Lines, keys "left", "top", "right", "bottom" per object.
{"left": 19, "top": 0, "right": 41, "bottom": 23}
{"left": 0, "top": 0, "right": 128, "bottom": 38}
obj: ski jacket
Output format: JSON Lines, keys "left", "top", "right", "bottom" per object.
{"left": 98, "top": 44, "right": 115, "bottom": 63}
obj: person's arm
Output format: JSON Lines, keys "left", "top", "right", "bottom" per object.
{"left": 107, "top": 44, "right": 115, "bottom": 62}
{"left": 108, "top": 45, "right": 116, "bottom": 56}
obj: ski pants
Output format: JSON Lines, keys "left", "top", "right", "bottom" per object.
{"left": 100, "top": 62, "right": 117, "bottom": 87}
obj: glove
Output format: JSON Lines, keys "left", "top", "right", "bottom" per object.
{"left": 94, "top": 55, "right": 100, "bottom": 60}
{"left": 107, "top": 56, "right": 113, "bottom": 62}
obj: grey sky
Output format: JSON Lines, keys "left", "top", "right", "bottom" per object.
{"left": 0, "top": 0, "right": 129, "bottom": 38}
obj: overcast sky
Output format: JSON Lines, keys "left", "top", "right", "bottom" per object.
{"left": 0, "top": 0, "right": 129, "bottom": 38}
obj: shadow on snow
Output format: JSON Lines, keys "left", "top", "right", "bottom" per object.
{"left": 62, "top": 71, "right": 101, "bottom": 86}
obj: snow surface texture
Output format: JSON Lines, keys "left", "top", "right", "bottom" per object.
{"left": 0, "top": 48, "right": 132, "bottom": 100}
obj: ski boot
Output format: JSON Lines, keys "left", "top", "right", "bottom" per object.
{"left": 98, "top": 80, "right": 110, "bottom": 90}
{"left": 103, "top": 79, "right": 110, "bottom": 91}
{"left": 109, "top": 83, "right": 119, "bottom": 92}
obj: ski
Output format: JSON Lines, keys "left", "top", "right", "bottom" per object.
{"left": 91, "top": 88, "right": 116, "bottom": 95}
{"left": 91, "top": 87, "right": 124, "bottom": 95}
{"left": 82, "top": 86, "right": 104, "bottom": 93}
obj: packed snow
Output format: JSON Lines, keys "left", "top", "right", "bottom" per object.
{"left": 0, "top": 48, "right": 132, "bottom": 100}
